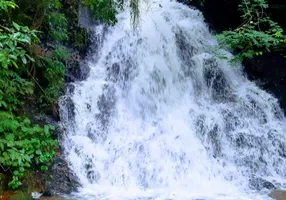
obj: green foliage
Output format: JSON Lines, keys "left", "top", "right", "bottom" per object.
{"left": 35, "top": 0, "right": 69, "bottom": 107}
{"left": 238, "top": 0, "right": 267, "bottom": 20}
{"left": 0, "top": 0, "right": 17, "bottom": 11}
{"left": 217, "top": 0, "right": 286, "bottom": 62}
{"left": 0, "top": 0, "right": 80, "bottom": 189}
{"left": 0, "top": 112, "right": 57, "bottom": 189}
{"left": 81, "top": 0, "right": 118, "bottom": 25}
{"left": 52, "top": 46, "right": 71, "bottom": 60}
{"left": 47, "top": 12, "right": 68, "bottom": 41}
{"left": 0, "top": 68, "right": 33, "bottom": 111}
{"left": 34, "top": 45, "right": 68, "bottom": 107}
{"left": 0, "top": 13, "right": 37, "bottom": 111}
{"left": 0, "top": 22, "right": 38, "bottom": 68}
{"left": 48, "top": 0, "right": 62, "bottom": 9}
{"left": 38, "top": 55, "right": 66, "bottom": 106}
{"left": 69, "top": 28, "right": 88, "bottom": 48}
{"left": 3, "top": 0, "right": 70, "bottom": 108}
{"left": 0, "top": 1, "right": 58, "bottom": 189}
{"left": 130, "top": 0, "right": 139, "bottom": 28}
{"left": 81, "top": 0, "right": 140, "bottom": 27}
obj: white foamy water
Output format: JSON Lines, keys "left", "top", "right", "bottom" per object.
{"left": 60, "top": 1, "right": 286, "bottom": 199}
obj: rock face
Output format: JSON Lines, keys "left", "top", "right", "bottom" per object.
{"left": 42, "top": 2, "right": 91, "bottom": 197}
{"left": 244, "top": 53, "right": 286, "bottom": 113}
{"left": 188, "top": 0, "right": 286, "bottom": 33}
{"left": 44, "top": 154, "right": 80, "bottom": 196}
{"left": 249, "top": 177, "right": 276, "bottom": 191}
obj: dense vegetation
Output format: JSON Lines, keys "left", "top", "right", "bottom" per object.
{"left": 0, "top": 0, "right": 126, "bottom": 190}
{"left": 0, "top": 0, "right": 87, "bottom": 189}
{"left": 81, "top": 0, "right": 139, "bottom": 26}
{"left": 0, "top": 0, "right": 139, "bottom": 190}
{"left": 216, "top": 0, "right": 286, "bottom": 62}
{"left": 0, "top": 0, "right": 58, "bottom": 189}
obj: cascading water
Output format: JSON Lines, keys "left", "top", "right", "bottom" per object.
{"left": 60, "top": 0, "right": 286, "bottom": 199}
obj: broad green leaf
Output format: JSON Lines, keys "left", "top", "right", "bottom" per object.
{"left": 12, "top": 22, "right": 21, "bottom": 31}
{"left": 21, "top": 56, "right": 27, "bottom": 64}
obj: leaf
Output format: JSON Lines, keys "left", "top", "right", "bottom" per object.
{"left": 19, "top": 167, "right": 25, "bottom": 172}
{"left": 0, "top": 142, "right": 4, "bottom": 151}
{"left": 0, "top": 53, "right": 6, "bottom": 62}
{"left": 13, "top": 170, "right": 19, "bottom": 176}
{"left": 275, "top": 31, "right": 282, "bottom": 38}
{"left": 21, "top": 56, "right": 27, "bottom": 64}
{"left": 11, "top": 61, "right": 19, "bottom": 68}
{"left": 0, "top": 101, "right": 8, "bottom": 108}
{"left": 2, "top": 58, "right": 8, "bottom": 68}
{"left": 40, "top": 165, "right": 48, "bottom": 171}
{"left": 0, "top": 35, "right": 8, "bottom": 39}
{"left": 23, "top": 118, "right": 31, "bottom": 124}
{"left": 49, "top": 125, "right": 56, "bottom": 131}
{"left": 13, "top": 32, "right": 21, "bottom": 39}
{"left": 26, "top": 55, "right": 35, "bottom": 62}
{"left": 12, "top": 22, "right": 20, "bottom": 31}
{"left": 44, "top": 125, "right": 51, "bottom": 136}
{"left": 5, "top": 134, "right": 14, "bottom": 141}
{"left": 36, "top": 150, "right": 42, "bottom": 155}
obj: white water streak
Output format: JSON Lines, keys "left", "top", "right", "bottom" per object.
{"left": 60, "top": 1, "right": 286, "bottom": 199}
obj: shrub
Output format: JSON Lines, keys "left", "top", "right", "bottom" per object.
{"left": 216, "top": 0, "right": 286, "bottom": 62}
{"left": 0, "top": 112, "right": 57, "bottom": 189}
{"left": 0, "top": 1, "right": 57, "bottom": 189}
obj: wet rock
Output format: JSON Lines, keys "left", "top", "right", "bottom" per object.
{"left": 64, "top": 60, "right": 81, "bottom": 83}
{"left": 95, "top": 85, "right": 116, "bottom": 131}
{"left": 65, "top": 60, "right": 90, "bottom": 83}
{"left": 44, "top": 154, "right": 80, "bottom": 196}
{"left": 59, "top": 96, "right": 76, "bottom": 142}
{"left": 249, "top": 177, "right": 276, "bottom": 190}
{"left": 176, "top": 29, "right": 197, "bottom": 67}
{"left": 33, "top": 115, "right": 58, "bottom": 127}
{"left": 21, "top": 172, "right": 45, "bottom": 195}
{"left": 244, "top": 53, "right": 286, "bottom": 115}
{"left": 8, "top": 191, "right": 32, "bottom": 200}
{"left": 269, "top": 190, "right": 286, "bottom": 200}
{"left": 203, "top": 61, "right": 234, "bottom": 102}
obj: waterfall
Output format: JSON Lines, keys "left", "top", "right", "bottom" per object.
{"left": 60, "top": 0, "right": 286, "bottom": 199}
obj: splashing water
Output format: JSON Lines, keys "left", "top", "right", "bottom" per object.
{"left": 60, "top": 0, "right": 286, "bottom": 199}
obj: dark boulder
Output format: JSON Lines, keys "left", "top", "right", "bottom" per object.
{"left": 43, "top": 154, "right": 80, "bottom": 196}
{"left": 243, "top": 53, "right": 286, "bottom": 114}
{"left": 249, "top": 177, "right": 276, "bottom": 190}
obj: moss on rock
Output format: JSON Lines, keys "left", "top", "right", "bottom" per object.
{"left": 269, "top": 190, "right": 286, "bottom": 200}
{"left": 8, "top": 191, "right": 32, "bottom": 200}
